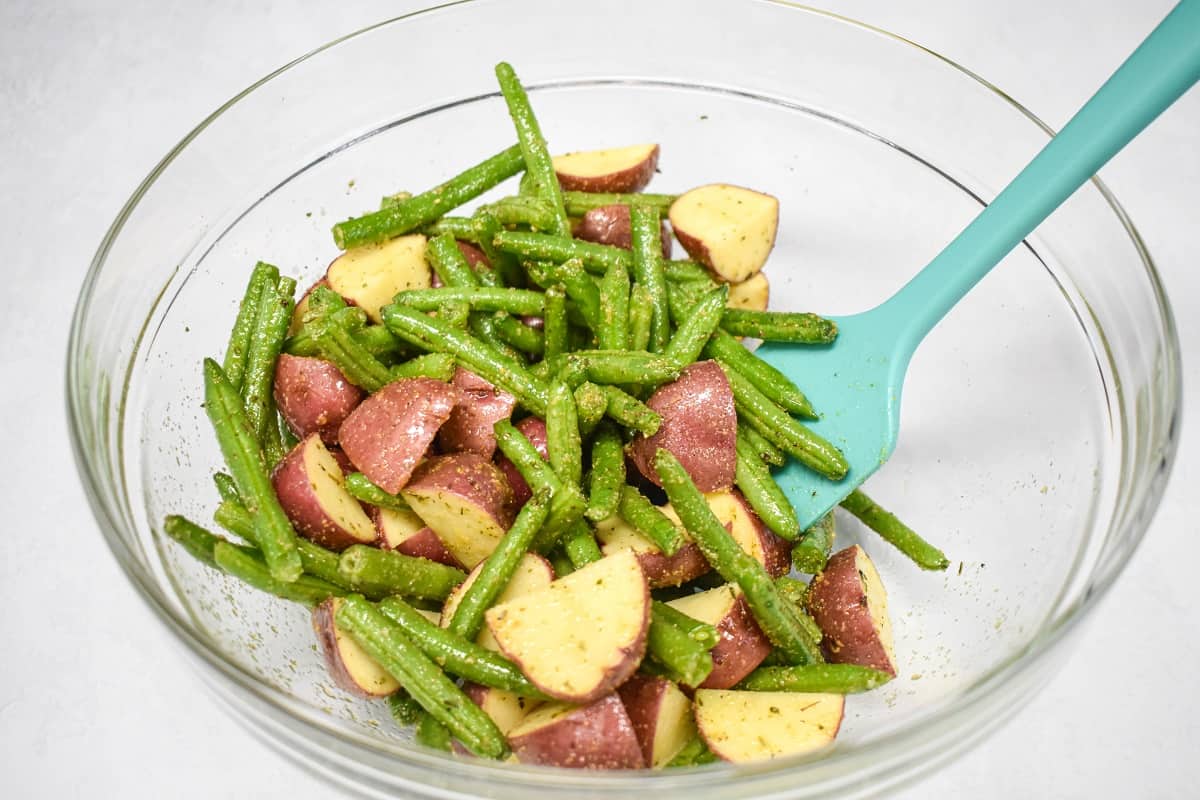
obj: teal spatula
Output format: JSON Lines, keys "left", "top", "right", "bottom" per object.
{"left": 759, "top": 0, "right": 1200, "bottom": 530}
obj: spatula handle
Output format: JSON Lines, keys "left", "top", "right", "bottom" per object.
{"left": 878, "top": 0, "right": 1200, "bottom": 357}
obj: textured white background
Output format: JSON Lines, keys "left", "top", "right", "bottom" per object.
{"left": 2, "top": 1, "right": 1196, "bottom": 797}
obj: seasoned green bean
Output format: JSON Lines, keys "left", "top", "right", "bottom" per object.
{"left": 479, "top": 194, "right": 557, "bottom": 231}
{"left": 792, "top": 513, "right": 836, "bottom": 574}
{"left": 598, "top": 261, "right": 631, "bottom": 350}
{"left": 737, "top": 664, "right": 891, "bottom": 694}
{"left": 562, "top": 190, "right": 677, "bottom": 215}
{"left": 344, "top": 472, "right": 411, "bottom": 511}
{"left": 585, "top": 422, "right": 625, "bottom": 522}
{"left": 630, "top": 204, "right": 671, "bottom": 353}
{"left": 561, "top": 521, "right": 603, "bottom": 568}
{"left": 542, "top": 284, "right": 568, "bottom": 360}
{"left": 573, "top": 381, "right": 608, "bottom": 434}
{"left": 492, "top": 420, "right": 587, "bottom": 550}
{"left": 627, "top": 283, "right": 653, "bottom": 352}
{"left": 646, "top": 605, "right": 714, "bottom": 688}
{"left": 738, "top": 423, "right": 785, "bottom": 467}
{"left": 164, "top": 515, "right": 226, "bottom": 567}
{"left": 470, "top": 211, "right": 524, "bottom": 288}
{"left": 213, "top": 472, "right": 240, "bottom": 503}
{"left": 242, "top": 274, "right": 296, "bottom": 450}
{"left": 733, "top": 432, "right": 800, "bottom": 541}
{"left": 416, "top": 712, "right": 452, "bottom": 751}
{"left": 618, "top": 485, "right": 686, "bottom": 556}
{"left": 652, "top": 601, "right": 719, "bottom": 650}
{"left": 840, "top": 489, "right": 950, "bottom": 570}
{"left": 223, "top": 261, "right": 279, "bottom": 392}
{"left": 388, "top": 690, "right": 423, "bottom": 725}
{"left": 426, "top": 232, "right": 480, "bottom": 288}
{"left": 546, "top": 381, "right": 583, "bottom": 486}
{"left": 337, "top": 545, "right": 466, "bottom": 601}
{"left": 563, "top": 350, "right": 679, "bottom": 386}
{"left": 720, "top": 308, "right": 838, "bottom": 344}
{"left": 493, "top": 230, "right": 630, "bottom": 274}
{"left": 390, "top": 352, "right": 457, "bottom": 382}
{"left": 395, "top": 286, "right": 546, "bottom": 316}
{"left": 495, "top": 63, "right": 570, "bottom": 237}
{"left": 663, "top": 284, "right": 727, "bottom": 367}
{"left": 213, "top": 542, "right": 341, "bottom": 606}
{"left": 600, "top": 384, "right": 660, "bottom": 435}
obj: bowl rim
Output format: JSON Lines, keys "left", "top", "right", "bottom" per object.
{"left": 67, "top": 0, "right": 1183, "bottom": 792}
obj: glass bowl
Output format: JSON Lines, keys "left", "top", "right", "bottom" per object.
{"left": 67, "top": 1, "right": 1181, "bottom": 797}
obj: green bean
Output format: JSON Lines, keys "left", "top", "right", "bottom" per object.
{"left": 426, "top": 233, "right": 480, "bottom": 288}
{"left": 646, "top": 605, "right": 714, "bottom": 688}
{"left": 573, "top": 381, "right": 608, "bottom": 434}
{"left": 395, "top": 286, "right": 545, "bottom": 316}
{"left": 562, "top": 190, "right": 677, "bottom": 216}
{"left": 479, "top": 194, "right": 557, "bottom": 231}
{"left": 563, "top": 350, "right": 679, "bottom": 386}
{"left": 628, "top": 283, "right": 653, "bottom": 352}
{"left": 494, "top": 63, "right": 570, "bottom": 237}
{"left": 738, "top": 423, "right": 786, "bottom": 467}
{"left": 548, "top": 548, "right": 575, "bottom": 578}
{"left": 546, "top": 381, "right": 583, "bottom": 487}
{"left": 793, "top": 513, "right": 836, "bottom": 574}
{"left": 470, "top": 211, "right": 524, "bottom": 288}
{"left": 719, "top": 362, "right": 848, "bottom": 480}
{"left": 738, "top": 664, "right": 891, "bottom": 694}
{"left": 390, "top": 352, "right": 457, "bottom": 382}
{"left": 733, "top": 433, "right": 800, "bottom": 541}
{"left": 446, "top": 491, "right": 552, "bottom": 642}
{"left": 652, "top": 601, "right": 720, "bottom": 650}
{"left": 379, "top": 190, "right": 413, "bottom": 209}
{"left": 654, "top": 449, "right": 821, "bottom": 665}
{"left": 663, "top": 259, "right": 714, "bottom": 283}
{"left": 378, "top": 597, "right": 548, "bottom": 698}
{"left": 422, "top": 215, "right": 477, "bottom": 242}
{"left": 663, "top": 284, "right": 727, "bottom": 367}
{"left": 492, "top": 420, "right": 587, "bottom": 550}
{"left": 720, "top": 308, "right": 838, "bottom": 344}
{"left": 839, "top": 489, "right": 949, "bottom": 570}
{"left": 333, "top": 145, "right": 525, "bottom": 249}
{"left": 213, "top": 472, "right": 240, "bottom": 503}
{"left": 630, "top": 204, "right": 671, "bottom": 353}
{"left": 242, "top": 274, "right": 296, "bottom": 449}
{"left": 774, "top": 575, "right": 810, "bottom": 610}
{"left": 335, "top": 596, "right": 508, "bottom": 759}
{"left": 540, "top": 284, "right": 567, "bottom": 361}
{"left": 527, "top": 258, "right": 601, "bottom": 332}
{"left": 561, "top": 521, "right": 602, "bottom": 568}
{"left": 493, "top": 230, "right": 630, "bottom": 274}
{"left": 416, "top": 712, "right": 452, "bottom": 750}
{"left": 585, "top": 422, "right": 625, "bottom": 522}
{"left": 203, "top": 359, "right": 302, "bottom": 582}
{"left": 344, "top": 473, "right": 411, "bottom": 511}
{"left": 382, "top": 304, "right": 550, "bottom": 415}
{"left": 312, "top": 307, "right": 395, "bottom": 391}
{"left": 469, "top": 312, "right": 526, "bottom": 364}
{"left": 216, "top": 496, "right": 349, "bottom": 590}
{"left": 337, "top": 545, "right": 466, "bottom": 601}
{"left": 223, "top": 261, "right": 279, "bottom": 393}
{"left": 599, "top": 384, "right": 660, "bottom": 435}
{"left": 163, "top": 515, "right": 226, "bottom": 568}
{"left": 598, "top": 261, "right": 631, "bottom": 350}
{"left": 666, "top": 735, "right": 718, "bottom": 767}
{"left": 618, "top": 486, "right": 686, "bottom": 556}
{"left": 388, "top": 690, "right": 422, "bottom": 725}
{"left": 213, "top": 542, "right": 341, "bottom": 606}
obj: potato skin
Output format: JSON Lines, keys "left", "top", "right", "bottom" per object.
{"left": 725, "top": 491, "right": 791, "bottom": 578}
{"left": 404, "top": 452, "right": 516, "bottom": 530}
{"left": 701, "top": 593, "right": 773, "bottom": 690}
{"left": 616, "top": 673, "right": 691, "bottom": 767}
{"left": 456, "top": 240, "right": 490, "bottom": 270}
{"left": 271, "top": 435, "right": 374, "bottom": 551}
{"left": 495, "top": 416, "right": 548, "bottom": 508}
{"left": 627, "top": 360, "right": 737, "bottom": 492}
{"left": 807, "top": 545, "right": 897, "bottom": 676}
{"left": 337, "top": 377, "right": 459, "bottom": 493}
{"left": 636, "top": 541, "right": 711, "bottom": 588}
{"left": 575, "top": 204, "right": 672, "bottom": 258}
{"left": 555, "top": 144, "right": 659, "bottom": 194}
{"left": 273, "top": 354, "right": 365, "bottom": 445}
{"left": 437, "top": 368, "right": 517, "bottom": 459}
{"left": 372, "top": 508, "right": 463, "bottom": 569}
{"left": 508, "top": 694, "right": 645, "bottom": 769}
{"left": 311, "top": 598, "right": 400, "bottom": 698}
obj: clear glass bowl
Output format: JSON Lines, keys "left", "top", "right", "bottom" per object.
{"left": 67, "top": 1, "right": 1180, "bottom": 797}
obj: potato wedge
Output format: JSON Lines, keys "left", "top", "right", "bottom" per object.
{"left": 694, "top": 689, "right": 843, "bottom": 763}
{"left": 271, "top": 434, "right": 376, "bottom": 551}
{"left": 669, "top": 184, "right": 779, "bottom": 283}
{"left": 726, "top": 272, "right": 769, "bottom": 313}
{"left": 594, "top": 512, "right": 710, "bottom": 588}
{"left": 273, "top": 354, "right": 364, "bottom": 444}
{"left": 325, "top": 233, "right": 430, "bottom": 322}
{"left": 807, "top": 544, "right": 897, "bottom": 675}
{"left": 312, "top": 597, "right": 401, "bottom": 698}
{"left": 486, "top": 551, "right": 649, "bottom": 703}
{"left": 617, "top": 674, "right": 696, "bottom": 768}
{"left": 437, "top": 368, "right": 517, "bottom": 459}
{"left": 373, "top": 506, "right": 463, "bottom": 570}
{"left": 463, "top": 683, "right": 542, "bottom": 735}
{"left": 552, "top": 143, "right": 659, "bottom": 193}
{"left": 440, "top": 552, "right": 555, "bottom": 651}
{"left": 289, "top": 278, "right": 330, "bottom": 336}
{"left": 507, "top": 694, "right": 645, "bottom": 769}
{"left": 667, "top": 584, "right": 770, "bottom": 689}
{"left": 401, "top": 453, "right": 515, "bottom": 569}
{"left": 575, "top": 204, "right": 672, "bottom": 258}
{"left": 705, "top": 490, "right": 791, "bottom": 578}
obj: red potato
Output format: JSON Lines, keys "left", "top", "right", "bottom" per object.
{"left": 325, "top": 233, "right": 431, "bottom": 322}
{"left": 694, "top": 690, "right": 843, "bottom": 763}
{"left": 437, "top": 368, "right": 517, "bottom": 459}
{"left": 312, "top": 597, "right": 401, "bottom": 698}
{"left": 705, "top": 490, "right": 791, "bottom": 578}
{"left": 456, "top": 240, "right": 490, "bottom": 270}
{"left": 373, "top": 506, "right": 463, "bottom": 570}
{"left": 464, "top": 683, "right": 543, "bottom": 735}
{"left": 273, "top": 354, "right": 364, "bottom": 444}
{"left": 440, "top": 552, "right": 555, "bottom": 651}
{"left": 627, "top": 360, "right": 737, "bottom": 492}
{"left": 486, "top": 551, "right": 650, "bottom": 704}
{"left": 495, "top": 416, "right": 548, "bottom": 508}
{"left": 726, "top": 272, "right": 769, "bottom": 313}
{"left": 337, "top": 377, "right": 459, "bottom": 494}
{"left": 594, "top": 511, "right": 710, "bottom": 588}
{"left": 616, "top": 674, "right": 696, "bottom": 768}
{"left": 271, "top": 434, "right": 377, "bottom": 551}
{"left": 667, "top": 584, "right": 771, "bottom": 689}
{"left": 807, "top": 545, "right": 898, "bottom": 676}
{"left": 669, "top": 184, "right": 779, "bottom": 283}
{"left": 401, "top": 453, "right": 515, "bottom": 569}
{"left": 507, "top": 694, "right": 645, "bottom": 769}
{"left": 552, "top": 143, "right": 659, "bottom": 194}
{"left": 574, "top": 204, "right": 672, "bottom": 258}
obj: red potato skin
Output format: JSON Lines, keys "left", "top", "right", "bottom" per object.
{"left": 574, "top": 204, "right": 672, "bottom": 258}
{"left": 555, "top": 145, "right": 659, "bottom": 194}
{"left": 437, "top": 368, "right": 517, "bottom": 459}
{"left": 371, "top": 508, "right": 463, "bottom": 570}
{"left": 807, "top": 546, "right": 897, "bottom": 676}
{"left": 616, "top": 674, "right": 677, "bottom": 767}
{"left": 726, "top": 491, "right": 791, "bottom": 578}
{"left": 404, "top": 452, "right": 516, "bottom": 531}
{"left": 273, "top": 354, "right": 365, "bottom": 445}
{"left": 327, "top": 447, "right": 357, "bottom": 476}
{"left": 312, "top": 599, "right": 377, "bottom": 698}
{"left": 508, "top": 694, "right": 646, "bottom": 769}
{"left": 626, "top": 542, "right": 711, "bottom": 588}
{"left": 495, "top": 416, "right": 548, "bottom": 508}
{"left": 271, "top": 435, "right": 374, "bottom": 551}
{"left": 337, "top": 377, "right": 460, "bottom": 493}
{"left": 699, "top": 594, "right": 773, "bottom": 690}
{"left": 456, "top": 241, "right": 490, "bottom": 270}
{"left": 628, "top": 360, "right": 737, "bottom": 492}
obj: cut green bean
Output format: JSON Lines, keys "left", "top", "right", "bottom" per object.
{"left": 446, "top": 490, "right": 552, "bottom": 642}
{"left": 733, "top": 432, "right": 800, "bottom": 541}
{"left": 390, "top": 352, "right": 457, "bottom": 382}
{"left": 344, "top": 472, "right": 411, "bottom": 511}
{"left": 337, "top": 545, "right": 466, "bottom": 601}
{"left": 585, "top": 422, "right": 625, "bottom": 522}
{"left": 839, "top": 489, "right": 950, "bottom": 570}
{"left": 548, "top": 548, "right": 575, "bottom": 578}
{"left": 492, "top": 420, "right": 587, "bottom": 550}
{"left": 652, "top": 601, "right": 720, "bottom": 650}
{"left": 663, "top": 259, "right": 715, "bottom": 283}
{"left": 600, "top": 384, "right": 660, "bottom": 435}
{"left": 719, "top": 308, "right": 838, "bottom": 344}
{"left": 494, "top": 230, "right": 630, "bottom": 275}
{"left": 469, "top": 312, "right": 526, "bottom": 364}
{"left": 423, "top": 215, "right": 478, "bottom": 241}
{"left": 655, "top": 449, "right": 821, "bottom": 665}
{"left": 333, "top": 145, "right": 525, "bottom": 250}
{"left": 573, "top": 381, "right": 608, "bottom": 434}
{"left": 738, "top": 664, "right": 891, "bottom": 694}
{"left": 598, "top": 261, "right": 631, "bottom": 350}
{"left": 335, "top": 596, "right": 508, "bottom": 759}
{"left": 242, "top": 274, "right": 296, "bottom": 448}
{"left": 491, "top": 313, "right": 544, "bottom": 357}
{"left": 470, "top": 211, "right": 524, "bottom": 288}
{"left": 395, "top": 286, "right": 545, "bottom": 316}
{"left": 213, "top": 542, "right": 341, "bottom": 606}
{"left": 542, "top": 284, "right": 568, "bottom": 360}
{"left": 378, "top": 597, "right": 548, "bottom": 698}
{"left": 630, "top": 204, "right": 671, "bottom": 353}
{"left": 203, "top": 358, "right": 302, "bottom": 583}
{"left": 223, "top": 261, "right": 279, "bottom": 393}
{"left": 310, "top": 307, "right": 395, "bottom": 392}
{"left": 416, "top": 712, "right": 452, "bottom": 751}
{"left": 546, "top": 381, "right": 583, "bottom": 487}
{"left": 561, "top": 521, "right": 602, "bottom": 568}
{"left": 479, "top": 194, "right": 557, "bottom": 231}
{"left": 562, "top": 351, "right": 679, "bottom": 387}
{"left": 379, "top": 190, "right": 413, "bottom": 210}
{"left": 663, "top": 284, "right": 727, "bottom": 367}
{"left": 646, "top": 606, "right": 714, "bottom": 688}
{"left": 213, "top": 472, "right": 240, "bottom": 503}
{"left": 388, "top": 690, "right": 422, "bottom": 725}
{"left": 628, "top": 283, "right": 653, "bottom": 352}
{"left": 562, "top": 190, "right": 677, "bottom": 216}
{"left": 793, "top": 513, "right": 836, "bottom": 574}
{"left": 495, "top": 63, "right": 570, "bottom": 237}
{"left": 738, "top": 423, "right": 786, "bottom": 467}
{"left": 164, "top": 515, "right": 226, "bottom": 568}
{"left": 619, "top": 485, "right": 686, "bottom": 556}
{"left": 526, "top": 258, "right": 601, "bottom": 332}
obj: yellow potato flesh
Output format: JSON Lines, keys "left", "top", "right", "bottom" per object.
{"left": 651, "top": 682, "right": 696, "bottom": 767}
{"left": 552, "top": 143, "right": 657, "bottom": 178}
{"left": 726, "top": 272, "right": 770, "bottom": 312}
{"left": 669, "top": 184, "right": 779, "bottom": 283}
{"left": 326, "top": 233, "right": 429, "bottom": 322}
{"left": 306, "top": 439, "right": 375, "bottom": 542}
{"left": 694, "top": 690, "right": 843, "bottom": 763}
{"left": 401, "top": 488, "right": 504, "bottom": 568}
{"left": 666, "top": 583, "right": 739, "bottom": 626}
{"left": 441, "top": 553, "right": 554, "bottom": 651}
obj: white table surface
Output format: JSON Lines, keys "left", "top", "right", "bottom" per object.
{"left": 3, "top": 1, "right": 1197, "bottom": 797}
